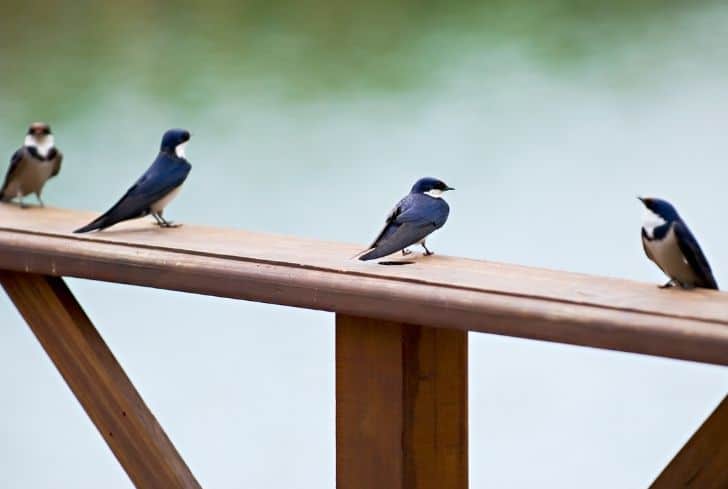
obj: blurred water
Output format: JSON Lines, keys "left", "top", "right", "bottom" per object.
{"left": 1, "top": 1, "right": 727, "bottom": 488}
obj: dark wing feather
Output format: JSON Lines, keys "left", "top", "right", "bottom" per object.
{"left": 75, "top": 154, "right": 190, "bottom": 233}
{"left": 50, "top": 149, "right": 62, "bottom": 177}
{"left": 360, "top": 221, "right": 439, "bottom": 260}
{"left": 0, "top": 149, "right": 25, "bottom": 199}
{"left": 674, "top": 221, "right": 718, "bottom": 290}
{"left": 367, "top": 198, "right": 405, "bottom": 249}
{"left": 359, "top": 194, "right": 449, "bottom": 261}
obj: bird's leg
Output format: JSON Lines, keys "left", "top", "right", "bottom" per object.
{"left": 157, "top": 213, "right": 181, "bottom": 228}
{"left": 421, "top": 242, "right": 434, "bottom": 256}
{"left": 36, "top": 193, "right": 45, "bottom": 208}
{"left": 401, "top": 248, "right": 412, "bottom": 256}
{"left": 151, "top": 213, "right": 164, "bottom": 225}
{"left": 659, "top": 279, "right": 675, "bottom": 289}
{"left": 17, "top": 192, "right": 27, "bottom": 209}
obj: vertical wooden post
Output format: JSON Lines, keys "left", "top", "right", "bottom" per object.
{"left": 651, "top": 395, "right": 728, "bottom": 488}
{"left": 336, "top": 314, "right": 468, "bottom": 489}
{"left": 0, "top": 271, "right": 202, "bottom": 489}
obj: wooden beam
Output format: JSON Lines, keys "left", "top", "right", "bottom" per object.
{"left": 0, "top": 271, "right": 202, "bottom": 489}
{"left": 651, "top": 395, "right": 728, "bottom": 488}
{"left": 0, "top": 205, "right": 727, "bottom": 365}
{"left": 336, "top": 314, "right": 468, "bottom": 489}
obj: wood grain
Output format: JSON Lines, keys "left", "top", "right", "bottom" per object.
{"left": 336, "top": 314, "right": 467, "bottom": 489}
{"left": 0, "top": 205, "right": 727, "bottom": 364}
{"left": 651, "top": 395, "right": 728, "bottom": 489}
{"left": 0, "top": 271, "right": 202, "bottom": 489}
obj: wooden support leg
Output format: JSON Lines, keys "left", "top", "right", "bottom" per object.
{"left": 650, "top": 395, "right": 728, "bottom": 488}
{"left": 0, "top": 271, "right": 202, "bottom": 489}
{"left": 335, "top": 314, "right": 468, "bottom": 489}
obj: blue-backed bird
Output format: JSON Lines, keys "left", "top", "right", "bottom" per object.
{"left": 1, "top": 122, "right": 62, "bottom": 207}
{"left": 74, "top": 129, "right": 191, "bottom": 233}
{"left": 638, "top": 197, "right": 718, "bottom": 290}
{"left": 359, "top": 177, "right": 454, "bottom": 261}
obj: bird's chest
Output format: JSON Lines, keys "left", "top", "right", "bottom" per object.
{"left": 13, "top": 160, "right": 54, "bottom": 194}
{"left": 644, "top": 228, "right": 697, "bottom": 283}
{"left": 150, "top": 185, "right": 183, "bottom": 213}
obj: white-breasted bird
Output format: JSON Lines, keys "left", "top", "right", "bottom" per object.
{"left": 0, "top": 122, "right": 62, "bottom": 207}
{"left": 639, "top": 197, "right": 718, "bottom": 290}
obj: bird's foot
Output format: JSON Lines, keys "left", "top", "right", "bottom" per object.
{"left": 401, "top": 248, "right": 412, "bottom": 256}
{"left": 158, "top": 221, "right": 182, "bottom": 229}
{"left": 421, "top": 243, "right": 434, "bottom": 256}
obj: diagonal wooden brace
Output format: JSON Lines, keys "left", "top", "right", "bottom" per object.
{"left": 0, "top": 271, "right": 201, "bottom": 489}
{"left": 651, "top": 395, "right": 728, "bottom": 488}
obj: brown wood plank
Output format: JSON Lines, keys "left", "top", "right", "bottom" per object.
{"left": 0, "top": 271, "right": 202, "bottom": 489}
{"left": 651, "top": 395, "right": 728, "bottom": 489}
{"left": 0, "top": 205, "right": 727, "bottom": 364}
{"left": 336, "top": 314, "right": 467, "bottom": 489}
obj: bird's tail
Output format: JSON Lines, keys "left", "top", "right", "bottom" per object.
{"left": 74, "top": 213, "right": 117, "bottom": 233}
{"left": 358, "top": 247, "right": 384, "bottom": 261}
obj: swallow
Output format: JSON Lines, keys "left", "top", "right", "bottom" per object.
{"left": 639, "top": 197, "right": 718, "bottom": 290}
{"left": 359, "top": 177, "right": 454, "bottom": 261}
{"left": 0, "top": 122, "right": 62, "bottom": 207}
{"left": 74, "top": 129, "right": 191, "bottom": 233}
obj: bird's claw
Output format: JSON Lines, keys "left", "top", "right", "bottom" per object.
{"left": 402, "top": 248, "right": 412, "bottom": 256}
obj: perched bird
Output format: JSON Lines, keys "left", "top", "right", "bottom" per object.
{"left": 0, "top": 122, "right": 62, "bottom": 207}
{"left": 639, "top": 197, "right": 718, "bottom": 290}
{"left": 74, "top": 129, "right": 191, "bottom": 233}
{"left": 359, "top": 177, "right": 454, "bottom": 261}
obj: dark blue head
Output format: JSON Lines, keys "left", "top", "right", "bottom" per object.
{"left": 638, "top": 197, "right": 680, "bottom": 222}
{"left": 160, "top": 129, "right": 191, "bottom": 157}
{"left": 410, "top": 177, "right": 455, "bottom": 197}
{"left": 639, "top": 197, "right": 682, "bottom": 240}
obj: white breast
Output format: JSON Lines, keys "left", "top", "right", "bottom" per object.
{"left": 8, "top": 159, "right": 55, "bottom": 197}
{"left": 643, "top": 226, "right": 698, "bottom": 285}
{"left": 150, "top": 185, "right": 183, "bottom": 214}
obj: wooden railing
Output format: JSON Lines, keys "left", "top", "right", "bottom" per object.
{"left": 0, "top": 204, "right": 726, "bottom": 488}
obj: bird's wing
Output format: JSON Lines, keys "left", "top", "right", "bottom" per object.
{"left": 0, "top": 149, "right": 25, "bottom": 197}
{"left": 360, "top": 221, "right": 439, "bottom": 260}
{"left": 360, "top": 195, "right": 448, "bottom": 261}
{"left": 674, "top": 221, "right": 719, "bottom": 289}
{"left": 367, "top": 199, "right": 405, "bottom": 249}
{"left": 108, "top": 157, "right": 190, "bottom": 216}
{"left": 50, "top": 149, "right": 62, "bottom": 177}
{"left": 75, "top": 155, "right": 190, "bottom": 232}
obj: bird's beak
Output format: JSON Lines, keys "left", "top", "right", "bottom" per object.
{"left": 445, "top": 186, "right": 455, "bottom": 191}
{"left": 637, "top": 196, "right": 645, "bottom": 203}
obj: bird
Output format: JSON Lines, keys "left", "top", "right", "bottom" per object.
{"left": 74, "top": 129, "right": 192, "bottom": 233}
{"left": 359, "top": 177, "right": 454, "bottom": 261}
{"left": 638, "top": 196, "right": 718, "bottom": 290}
{"left": 0, "top": 122, "right": 62, "bottom": 207}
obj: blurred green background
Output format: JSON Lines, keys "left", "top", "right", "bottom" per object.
{"left": 1, "top": 1, "right": 727, "bottom": 488}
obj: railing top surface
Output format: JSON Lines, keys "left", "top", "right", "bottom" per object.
{"left": 0, "top": 205, "right": 727, "bottom": 365}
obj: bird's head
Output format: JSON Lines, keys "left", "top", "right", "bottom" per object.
{"left": 24, "top": 122, "right": 54, "bottom": 154}
{"left": 160, "top": 129, "right": 191, "bottom": 158}
{"left": 411, "top": 177, "right": 455, "bottom": 198}
{"left": 638, "top": 196, "right": 680, "bottom": 238}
